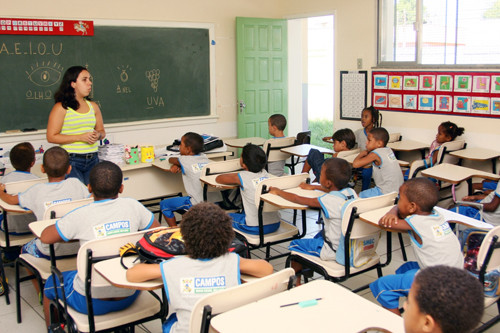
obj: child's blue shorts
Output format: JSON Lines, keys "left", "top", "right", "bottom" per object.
{"left": 160, "top": 196, "right": 193, "bottom": 218}
{"left": 359, "top": 186, "right": 383, "bottom": 199}
{"left": 44, "top": 270, "right": 140, "bottom": 315}
{"left": 369, "top": 261, "right": 420, "bottom": 309}
{"left": 288, "top": 231, "right": 324, "bottom": 257}
{"left": 229, "top": 212, "right": 280, "bottom": 235}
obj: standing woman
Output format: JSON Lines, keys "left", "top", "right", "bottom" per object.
{"left": 46, "top": 66, "right": 105, "bottom": 185}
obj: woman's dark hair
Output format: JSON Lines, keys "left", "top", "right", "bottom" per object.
{"left": 181, "top": 202, "right": 234, "bottom": 259}
{"left": 440, "top": 121, "right": 464, "bottom": 140}
{"left": 363, "top": 106, "right": 382, "bottom": 128}
{"left": 54, "top": 66, "right": 89, "bottom": 110}
{"left": 241, "top": 144, "right": 267, "bottom": 173}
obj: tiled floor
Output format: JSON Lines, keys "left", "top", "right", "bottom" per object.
{"left": 2, "top": 208, "right": 500, "bottom": 332}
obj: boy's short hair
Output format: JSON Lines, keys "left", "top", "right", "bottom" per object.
{"left": 42, "top": 146, "right": 70, "bottom": 178}
{"left": 89, "top": 161, "right": 123, "bottom": 198}
{"left": 269, "top": 114, "right": 287, "bottom": 131}
{"left": 332, "top": 128, "right": 356, "bottom": 150}
{"left": 370, "top": 127, "right": 390, "bottom": 146}
{"left": 402, "top": 177, "right": 438, "bottom": 213}
{"left": 9, "top": 142, "right": 35, "bottom": 171}
{"left": 413, "top": 265, "right": 483, "bottom": 333}
{"left": 182, "top": 132, "right": 204, "bottom": 155}
{"left": 241, "top": 144, "right": 267, "bottom": 173}
{"left": 322, "top": 157, "right": 352, "bottom": 190}
{"left": 180, "top": 202, "right": 234, "bottom": 259}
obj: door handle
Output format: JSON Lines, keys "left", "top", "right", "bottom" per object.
{"left": 239, "top": 100, "right": 246, "bottom": 113}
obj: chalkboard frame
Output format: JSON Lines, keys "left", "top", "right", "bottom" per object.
{"left": 0, "top": 19, "right": 216, "bottom": 132}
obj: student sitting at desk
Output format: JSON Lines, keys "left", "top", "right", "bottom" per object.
{"left": 456, "top": 180, "right": 500, "bottom": 226}
{"left": 302, "top": 128, "right": 355, "bottom": 182}
{"left": 267, "top": 113, "right": 288, "bottom": 176}
{"left": 403, "top": 265, "right": 483, "bottom": 333}
{"left": 41, "top": 161, "right": 160, "bottom": 324}
{"left": 127, "top": 202, "right": 273, "bottom": 333}
{"left": 353, "top": 127, "right": 404, "bottom": 198}
{"left": 0, "top": 142, "right": 39, "bottom": 235}
{"left": 160, "top": 132, "right": 210, "bottom": 227}
{"left": 355, "top": 106, "right": 382, "bottom": 191}
{"left": 370, "top": 178, "right": 463, "bottom": 316}
{"left": 216, "top": 144, "right": 281, "bottom": 234}
{"left": 269, "top": 157, "right": 357, "bottom": 284}
{"left": 0, "top": 146, "right": 89, "bottom": 259}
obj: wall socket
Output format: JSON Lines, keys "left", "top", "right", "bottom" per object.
{"left": 357, "top": 58, "right": 363, "bottom": 69}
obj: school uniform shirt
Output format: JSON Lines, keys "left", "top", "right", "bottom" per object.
{"left": 161, "top": 253, "right": 240, "bottom": 333}
{"left": 18, "top": 177, "right": 90, "bottom": 257}
{"left": 481, "top": 181, "right": 500, "bottom": 226}
{"left": 56, "top": 197, "right": 155, "bottom": 298}
{"left": 178, "top": 154, "right": 210, "bottom": 204}
{"left": 238, "top": 170, "right": 280, "bottom": 227}
{"left": 267, "top": 136, "right": 288, "bottom": 177}
{"left": 371, "top": 147, "right": 404, "bottom": 194}
{"left": 318, "top": 188, "right": 358, "bottom": 261}
{"left": 1, "top": 171, "right": 39, "bottom": 234}
{"left": 406, "top": 211, "right": 463, "bottom": 270}
{"left": 355, "top": 128, "right": 368, "bottom": 151}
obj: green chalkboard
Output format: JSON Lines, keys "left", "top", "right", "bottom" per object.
{"left": 0, "top": 24, "right": 211, "bottom": 132}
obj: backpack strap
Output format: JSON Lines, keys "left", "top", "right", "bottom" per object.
{"left": 119, "top": 242, "right": 139, "bottom": 269}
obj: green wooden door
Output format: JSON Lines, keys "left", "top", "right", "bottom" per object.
{"left": 236, "top": 17, "right": 288, "bottom": 139}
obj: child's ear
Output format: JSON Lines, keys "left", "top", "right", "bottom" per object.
{"left": 30, "top": 160, "right": 35, "bottom": 168}
{"left": 408, "top": 201, "right": 418, "bottom": 214}
{"left": 118, "top": 184, "right": 124, "bottom": 194}
{"left": 340, "top": 140, "right": 348, "bottom": 150}
{"left": 66, "top": 165, "right": 72, "bottom": 175}
{"left": 40, "top": 165, "right": 46, "bottom": 174}
{"left": 88, "top": 184, "right": 93, "bottom": 194}
{"left": 422, "top": 314, "right": 437, "bottom": 332}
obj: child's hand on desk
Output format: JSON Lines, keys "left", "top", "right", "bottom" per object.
{"left": 170, "top": 165, "right": 181, "bottom": 173}
{"left": 462, "top": 195, "right": 477, "bottom": 202}
{"left": 299, "top": 182, "right": 315, "bottom": 190}
{"left": 379, "top": 212, "right": 399, "bottom": 228}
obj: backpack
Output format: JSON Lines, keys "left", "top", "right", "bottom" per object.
{"left": 120, "top": 227, "right": 249, "bottom": 268}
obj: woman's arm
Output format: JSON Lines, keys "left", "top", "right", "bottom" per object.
{"left": 92, "top": 102, "right": 106, "bottom": 142}
{"left": 239, "top": 257, "right": 273, "bottom": 278}
{"left": 126, "top": 263, "right": 162, "bottom": 282}
{"left": 46, "top": 103, "right": 95, "bottom": 144}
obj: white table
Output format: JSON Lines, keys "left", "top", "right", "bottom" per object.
{"left": 210, "top": 280, "right": 404, "bottom": 333}
{"left": 224, "top": 137, "right": 266, "bottom": 148}
{"left": 450, "top": 148, "right": 500, "bottom": 174}
{"left": 388, "top": 140, "right": 429, "bottom": 159}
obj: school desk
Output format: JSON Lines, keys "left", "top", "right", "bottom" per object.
{"left": 450, "top": 148, "right": 500, "bottom": 174}
{"left": 259, "top": 187, "right": 323, "bottom": 210}
{"left": 210, "top": 279, "right": 404, "bottom": 333}
{"left": 421, "top": 163, "right": 500, "bottom": 195}
{"left": 224, "top": 137, "right": 266, "bottom": 148}
{"left": 280, "top": 144, "right": 335, "bottom": 174}
{"left": 387, "top": 140, "right": 429, "bottom": 159}
{"left": 359, "top": 205, "right": 494, "bottom": 230}
{"left": 340, "top": 153, "right": 410, "bottom": 168}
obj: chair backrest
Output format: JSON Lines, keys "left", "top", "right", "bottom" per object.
{"left": 263, "top": 137, "right": 296, "bottom": 163}
{"left": 254, "top": 173, "right": 310, "bottom": 211}
{"left": 336, "top": 148, "right": 360, "bottom": 158}
{"left": 436, "top": 139, "right": 466, "bottom": 165}
{"left": 341, "top": 192, "right": 398, "bottom": 236}
{"left": 477, "top": 226, "right": 500, "bottom": 274}
{"left": 75, "top": 228, "right": 157, "bottom": 288}
{"left": 388, "top": 132, "right": 402, "bottom": 143}
{"left": 201, "top": 159, "right": 242, "bottom": 177}
{"left": 189, "top": 267, "right": 295, "bottom": 333}
{"left": 42, "top": 197, "right": 94, "bottom": 219}
{"left": 4, "top": 177, "right": 48, "bottom": 194}
{"left": 295, "top": 131, "right": 311, "bottom": 145}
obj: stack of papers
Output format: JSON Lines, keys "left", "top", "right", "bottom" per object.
{"left": 98, "top": 144, "right": 125, "bottom": 165}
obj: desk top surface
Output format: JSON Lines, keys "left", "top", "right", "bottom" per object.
{"left": 449, "top": 148, "right": 500, "bottom": 161}
{"left": 225, "top": 137, "right": 266, "bottom": 148}
{"left": 0, "top": 198, "right": 28, "bottom": 213}
{"left": 29, "top": 219, "right": 56, "bottom": 237}
{"left": 421, "top": 163, "right": 500, "bottom": 184}
{"left": 210, "top": 280, "right": 404, "bottom": 333}
{"left": 260, "top": 187, "right": 323, "bottom": 210}
{"left": 280, "top": 144, "right": 334, "bottom": 157}
{"left": 388, "top": 140, "right": 429, "bottom": 151}
{"left": 359, "top": 205, "right": 493, "bottom": 230}
{"left": 199, "top": 174, "right": 239, "bottom": 189}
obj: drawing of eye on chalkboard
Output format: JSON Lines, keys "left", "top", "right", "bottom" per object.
{"left": 0, "top": 21, "right": 214, "bottom": 133}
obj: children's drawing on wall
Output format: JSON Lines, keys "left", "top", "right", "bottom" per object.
{"left": 454, "top": 96, "right": 470, "bottom": 113}
{"left": 404, "top": 95, "right": 417, "bottom": 110}
{"left": 436, "top": 75, "right": 452, "bottom": 91}
{"left": 419, "top": 75, "right": 435, "bottom": 91}
{"left": 373, "top": 93, "right": 387, "bottom": 108}
{"left": 389, "top": 76, "right": 402, "bottom": 90}
{"left": 388, "top": 94, "right": 402, "bottom": 108}
{"left": 491, "top": 98, "right": 500, "bottom": 115}
{"left": 403, "top": 76, "right": 418, "bottom": 90}
{"left": 471, "top": 97, "right": 490, "bottom": 114}
{"left": 436, "top": 95, "right": 452, "bottom": 112}
{"left": 374, "top": 75, "right": 388, "bottom": 89}
{"left": 418, "top": 95, "right": 434, "bottom": 111}
{"left": 491, "top": 76, "right": 500, "bottom": 93}
{"left": 454, "top": 75, "right": 472, "bottom": 92}
{"left": 472, "top": 76, "right": 490, "bottom": 93}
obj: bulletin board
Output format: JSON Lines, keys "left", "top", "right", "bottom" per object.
{"left": 340, "top": 70, "right": 367, "bottom": 120}
{"left": 372, "top": 71, "right": 500, "bottom": 118}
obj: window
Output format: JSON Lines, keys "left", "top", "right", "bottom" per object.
{"left": 378, "top": 0, "right": 500, "bottom": 65}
